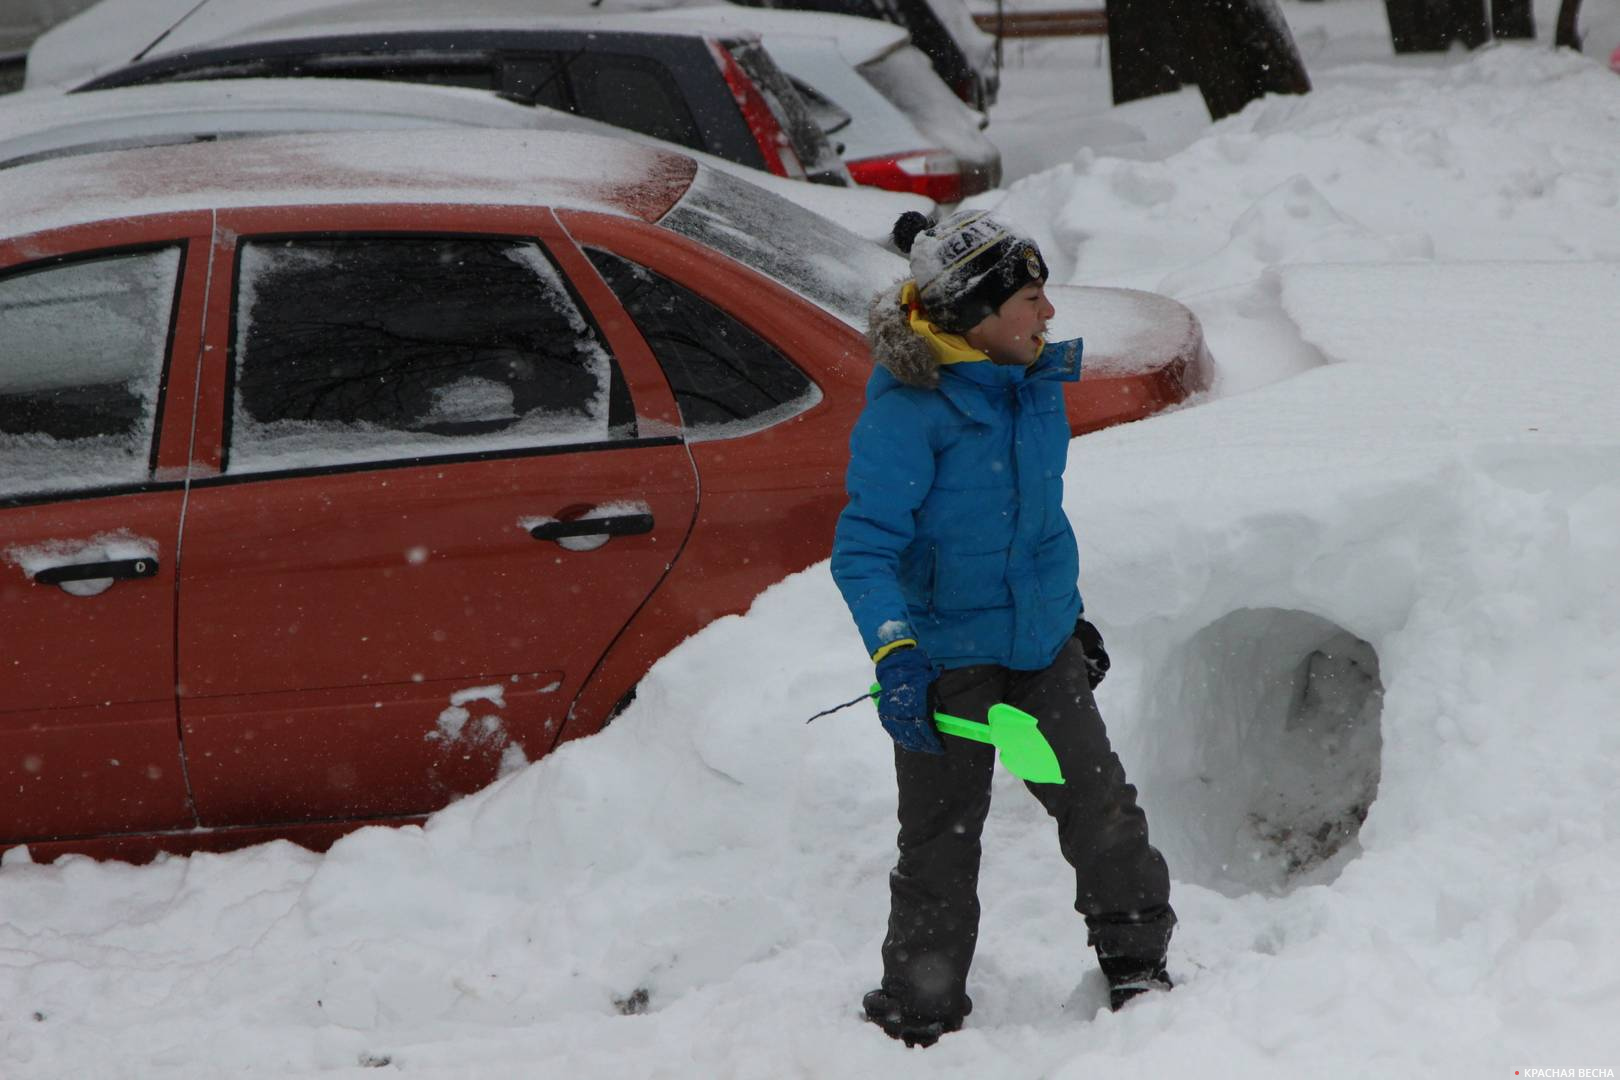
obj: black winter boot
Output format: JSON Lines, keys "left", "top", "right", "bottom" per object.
{"left": 1098, "top": 956, "right": 1173, "bottom": 1011}
{"left": 862, "top": 989, "right": 971, "bottom": 1048}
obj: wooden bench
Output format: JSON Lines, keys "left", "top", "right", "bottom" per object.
{"left": 971, "top": 8, "right": 1108, "bottom": 37}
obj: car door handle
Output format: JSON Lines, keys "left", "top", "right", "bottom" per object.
{"left": 34, "top": 558, "right": 160, "bottom": 585}
{"left": 528, "top": 513, "right": 655, "bottom": 542}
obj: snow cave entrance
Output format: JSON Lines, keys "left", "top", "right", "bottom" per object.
{"left": 1151, "top": 608, "right": 1384, "bottom": 896}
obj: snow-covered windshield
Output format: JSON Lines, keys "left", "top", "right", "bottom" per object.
{"left": 659, "top": 165, "right": 903, "bottom": 327}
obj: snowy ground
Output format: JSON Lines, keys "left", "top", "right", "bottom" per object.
{"left": 6, "top": 2, "right": 1620, "bottom": 1076}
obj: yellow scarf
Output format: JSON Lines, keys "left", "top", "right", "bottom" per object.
{"left": 899, "top": 280, "right": 988, "bottom": 366}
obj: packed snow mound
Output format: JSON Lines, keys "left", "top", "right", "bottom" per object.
{"left": 1001, "top": 44, "right": 1620, "bottom": 288}
{"left": 988, "top": 43, "right": 1620, "bottom": 398}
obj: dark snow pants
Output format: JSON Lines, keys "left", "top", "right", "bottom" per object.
{"left": 878, "top": 636, "right": 1175, "bottom": 1021}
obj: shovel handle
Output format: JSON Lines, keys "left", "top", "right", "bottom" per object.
{"left": 867, "top": 683, "right": 994, "bottom": 743}
{"left": 932, "top": 713, "right": 995, "bottom": 744}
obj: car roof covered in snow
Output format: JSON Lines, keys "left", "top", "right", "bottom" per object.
{"left": 621, "top": 6, "right": 910, "bottom": 66}
{"left": 146, "top": 1, "right": 753, "bottom": 58}
{"left": 0, "top": 78, "right": 556, "bottom": 170}
{"left": 24, "top": 0, "right": 755, "bottom": 89}
{"left": 0, "top": 128, "right": 698, "bottom": 243}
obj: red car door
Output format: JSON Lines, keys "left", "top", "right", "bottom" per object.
{"left": 0, "top": 218, "right": 211, "bottom": 844}
{"left": 175, "top": 206, "right": 695, "bottom": 827}
{"left": 552, "top": 210, "right": 870, "bottom": 739}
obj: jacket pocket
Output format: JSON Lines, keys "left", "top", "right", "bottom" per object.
{"left": 899, "top": 544, "right": 936, "bottom": 608}
{"left": 932, "top": 547, "right": 1013, "bottom": 612}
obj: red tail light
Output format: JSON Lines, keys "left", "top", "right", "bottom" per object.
{"left": 846, "top": 150, "right": 965, "bottom": 204}
{"left": 709, "top": 41, "right": 807, "bottom": 180}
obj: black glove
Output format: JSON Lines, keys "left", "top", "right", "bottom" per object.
{"left": 1074, "top": 617, "right": 1110, "bottom": 690}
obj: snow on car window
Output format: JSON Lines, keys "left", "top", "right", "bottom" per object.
{"left": 229, "top": 236, "right": 625, "bottom": 474}
{"left": 0, "top": 247, "right": 180, "bottom": 500}
{"left": 660, "top": 166, "right": 899, "bottom": 326}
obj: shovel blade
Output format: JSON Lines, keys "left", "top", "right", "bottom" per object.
{"left": 984, "top": 704, "right": 1065, "bottom": 784}
{"left": 932, "top": 704, "right": 1065, "bottom": 785}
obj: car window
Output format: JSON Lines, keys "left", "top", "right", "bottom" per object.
{"left": 565, "top": 53, "right": 702, "bottom": 152}
{"left": 293, "top": 51, "right": 499, "bottom": 91}
{"left": 228, "top": 236, "right": 632, "bottom": 474}
{"left": 724, "top": 39, "right": 846, "bottom": 182}
{"left": 585, "top": 248, "right": 820, "bottom": 440}
{"left": 659, "top": 165, "right": 904, "bottom": 327}
{"left": 0, "top": 247, "right": 181, "bottom": 499}
{"left": 499, "top": 53, "right": 570, "bottom": 111}
{"left": 789, "top": 75, "right": 853, "bottom": 136}
{"left": 135, "top": 58, "right": 287, "bottom": 84}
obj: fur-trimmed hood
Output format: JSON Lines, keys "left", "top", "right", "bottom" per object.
{"left": 866, "top": 281, "right": 943, "bottom": 389}
{"left": 868, "top": 280, "right": 994, "bottom": 389}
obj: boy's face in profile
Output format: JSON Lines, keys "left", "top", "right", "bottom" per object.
{"left": 963, "top": 282, "right": 1055, "bottom": 367}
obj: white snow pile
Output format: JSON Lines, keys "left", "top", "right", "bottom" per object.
{"left": 6, "top": 21, "right": 1620, "bottom": 1080}
{"left": 999, "top": 40, "right": 1620, "bottom": 396}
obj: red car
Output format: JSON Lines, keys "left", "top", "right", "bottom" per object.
{"left": 0, "top": 130, "right": 1210, "bottom": 862}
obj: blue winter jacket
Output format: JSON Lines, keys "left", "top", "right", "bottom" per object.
{"left": 831, "top": 295, "right": 1084, "bottom": 672}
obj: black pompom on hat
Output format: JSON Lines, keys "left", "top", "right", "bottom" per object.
{"left": 891, "top": 209, "right": 1048, "bottom": 334}
{"left": 891, "top": 210, "right": 934, "bottom": 255}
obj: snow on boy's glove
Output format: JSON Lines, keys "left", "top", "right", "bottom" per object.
{"left": 874, "top": 645, "right": 944, "bottom": 755}
{"left": 1074, "top": 617, "right": 1110, "bottom": 690}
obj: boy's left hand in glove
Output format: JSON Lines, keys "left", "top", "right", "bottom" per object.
{"left": 874, "top": 646, "right": 945, "bottom": 755}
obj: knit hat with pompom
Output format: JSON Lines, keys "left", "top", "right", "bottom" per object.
{"left": 892, "top": 209, "right": 1049, "bottom": 334}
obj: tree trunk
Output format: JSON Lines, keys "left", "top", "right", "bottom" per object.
{"left": 1555, "top": 0, "right": 1583, "bottom": 48}
{"left": 1107, "top": 0, "right": 1310, "bottom": 120}
{"left": 1105, "top": 0, "right": 1189, "bottom": 106}
{"left": 1451, "top": 0, "right": 1492, "bottom": 46}
{"left": 1180, "top": 0, "right": 1312, "bottom": 121}
{"left": 1385, "top": 0, "right": 1441, "bottom": 51}
{"left": 1386, "top": 0, "right": 1490, "bottom": 52}
{"left": 1491, "top": 0, "right": 1535, "bottom": 39}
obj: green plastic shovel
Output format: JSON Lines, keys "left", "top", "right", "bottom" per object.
{"left": 870, "top": 685, "right": 1065, "bottom": 785}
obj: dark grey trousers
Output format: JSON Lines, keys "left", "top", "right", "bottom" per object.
{"left": 879, "top": 636, "right": 1175, "bottom": 1020}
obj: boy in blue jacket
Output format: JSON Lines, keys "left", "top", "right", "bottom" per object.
{"left": 831, "top": 210, "right": 1175, "bottom": 1047}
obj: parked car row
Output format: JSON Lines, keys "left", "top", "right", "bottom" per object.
{"left": 19, "top": 0, "right": 1003, "bottom": 204}
{"left": 0, "top": 129, "right": 1211, "bottom": 860}
{"left": 0, "top": 77, "right": 932, "bottom": 244}
{"left": 1, "top": 0, "right": 1213, "bottom": 861}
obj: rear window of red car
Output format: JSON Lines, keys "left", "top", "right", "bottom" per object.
{"left": 659, "top": 166, "right": 905, "bottom": 326}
